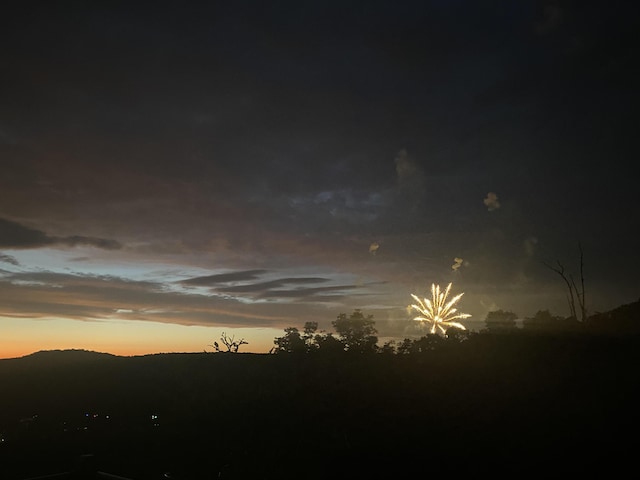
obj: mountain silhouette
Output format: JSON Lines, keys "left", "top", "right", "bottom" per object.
{"left": 1, "top": 301, "right": 639, "bottom": 479}
{"left": 585, "top": 298, "right": 640, "bottom": 334}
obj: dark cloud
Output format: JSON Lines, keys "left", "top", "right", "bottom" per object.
{"left": 0, "top": 217, "right": 50, "bottom": 248}
{"left": 259, "top": 284, "right": 361, "bottom": 300}
{"left": 180, "top": 272, "right": 359, "bottom": 304}
{"left": 180, "top": 270, "right": 268, "bottom": 286}
{"left": 0, "top": 253, "right": 19, "bottom": 266}
{"left": 217, "top": 277, "right": 328, "bottom": 294}
{"left": 0, "top": 217, "right": 122, "bottom": 250}
{"left": 68, "top": 256, "right": 91, "bottom": 262}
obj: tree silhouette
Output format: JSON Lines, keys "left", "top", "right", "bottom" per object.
{"left": 313, "top": 332, "right": 344, "bottom": 354}
{"left": 522, "top": 310, "right": 577, "bottom": 332}
{"left": 379, "top": 340, "right": 397, "bottom": 354}
{"left": 484, "top": 309, "right": 518, "bottom": 333}
{"left": 273, "top": 322, "right": 321, "bottom": 353}
{"left": 396, "top": 334, "right": 444, "bottom": 354}
{"left": 273, "top": 327, "right": 305, "bottom": 353}
{"left": 209, "top": 332, "right": 248, "bottom": 353}
{"left": 273, "top": 311, "right": 378, "bottom": 354}
{"left": 332, "top": 309, "right": 378, "bottom": 353}
{"left": 444, "top": 327, "right": 471, "bottom": 343}
{"left": 302, "top": 321, "right": 320, "bottom": 352}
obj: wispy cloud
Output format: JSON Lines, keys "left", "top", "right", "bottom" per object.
{"left": 0, "top": 269, "right": 285, "bottom": 326}
{"left": 0, "top": 267, "right": 385, "bottom": 329}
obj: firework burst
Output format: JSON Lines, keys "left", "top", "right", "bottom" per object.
{"left": 410, "top": 283, "right": 471, "bottom": 334}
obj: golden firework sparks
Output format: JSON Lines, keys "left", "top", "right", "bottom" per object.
{"left": 410, "top": 282, "right": 471, "bottom": 334}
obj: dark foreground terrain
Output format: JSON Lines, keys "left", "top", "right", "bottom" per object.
{"left": 1, "top": 333, "right": 639, "bottom": 479}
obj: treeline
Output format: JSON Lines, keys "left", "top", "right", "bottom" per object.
{"left": 271, "top": 299, "right": 640, "bottom": 354}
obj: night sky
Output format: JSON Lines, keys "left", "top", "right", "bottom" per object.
{"left": 1, "top": 0, "right": 639, "bottom": 356}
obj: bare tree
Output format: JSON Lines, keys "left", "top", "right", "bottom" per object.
{"left": 542, "top": 242, "right": 587, "bottom": 322}
{"left": 208, "top": 332, "right": 248, "bottom": 353}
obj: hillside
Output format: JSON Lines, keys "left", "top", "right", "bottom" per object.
{"left": 1, "top": 334, "right": 639, "bottom": 479}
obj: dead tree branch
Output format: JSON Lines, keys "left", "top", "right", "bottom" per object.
{"left": 208, "top": 332, "right": 249, "bottom": 353}
{"left": 543, "top": 259, "right": 577, "bottom": 320}
{"left": 542, "top": 242, "right": 587, "bottom": 322}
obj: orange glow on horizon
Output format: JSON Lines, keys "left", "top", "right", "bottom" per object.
{"left": 0, "top": 316, "right": 278, "bottom": 359}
